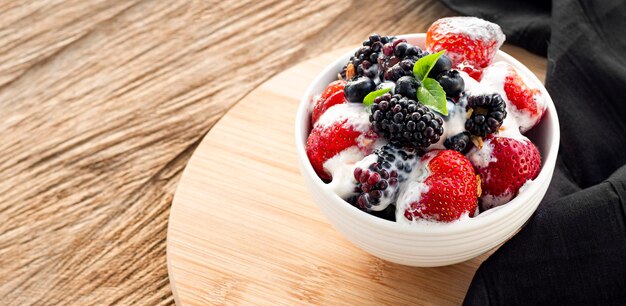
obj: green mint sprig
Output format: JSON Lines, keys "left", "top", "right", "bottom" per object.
{"left": 417, "top": 78, "right": 447, "bottom": 115}
{"left": 412, "top": 50, "right": 448, "bottom": 116}
{"left": 363, "top": 87, "right": 391, "bottom": 106}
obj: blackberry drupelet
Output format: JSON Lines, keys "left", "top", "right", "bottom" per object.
{"left": 444, "top": 131, "right": 473, "bottom": 154}
{"left": 351, "top": 143, "right": 419, "bottom": 212}
{"left": 341, "top": 34, "right": 396, "bottom": 80}
{"left": 378, "top": 39, "right": 428, "bottom": 82}
{"left": 465, "top": 93, "right": 507, "bottom": 137}
{"left": 370, "top": 94, "right": 444, "bottom": 148}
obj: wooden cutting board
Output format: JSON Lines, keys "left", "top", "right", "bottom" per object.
{"left": 167, "top": 47, "right": 546, "bottom": 305}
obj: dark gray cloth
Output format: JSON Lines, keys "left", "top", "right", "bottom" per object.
{"left": 439, "top": 0, "right": 551, "bottom": 56}
{"left": 440, "top": 0, "right": 626, "bottom": 304}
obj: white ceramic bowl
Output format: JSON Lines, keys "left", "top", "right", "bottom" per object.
{"left": 295, "top": 34, "right": 560, "bottom": 267}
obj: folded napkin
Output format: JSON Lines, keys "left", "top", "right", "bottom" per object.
{"left": 440, "top": 0, "right": 626, "bottom": 304}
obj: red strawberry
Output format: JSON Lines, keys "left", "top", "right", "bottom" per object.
{"left": 467, "top": 135, "right": 541, "bottom": 210}
{"left": 399, "top": 150, "right": 478, "bottom": 223}
{"left": 426, "top": 17, "right": 505, "bottom": 80}
{"left": 503, "top": 67, "right": 546, "bottom": 133}
{"left": 306, "top": 103, "right": 378, "bottom": 181}
{"left": 480, "top": 62, "right": 547, "bottom": 133}
{"left": 311, "top": 80, "right": 347, "bottom": 124}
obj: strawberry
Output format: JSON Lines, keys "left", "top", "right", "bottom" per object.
{"left": 398, "top": 150, "right": 478, "bottom": 223}
{"left": 306, "top": 103, "right": 378, "bottom": 181}
{"left": 503, "top": 66, "right": 546, "bottom": 133}
{"left": 311, "top": 80, "right": 346, "bottom": 124}
{"left": 467, "top": 135, "right": 541, "bottom": 210}
{"left": 480, "top": 62, "right": 546, "bottom": 133}
{"left": 426, "top": 17, "right": 505, "bottom": 80}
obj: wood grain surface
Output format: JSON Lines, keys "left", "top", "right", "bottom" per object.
{"left": 0, "top": 1, "right": 545, "bottom": 304}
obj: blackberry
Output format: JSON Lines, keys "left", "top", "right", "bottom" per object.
{"left": 444, "top": 131, "right": 473, "bottom": 154}
{"left": 341, "top": 34, "right": 396, "bottom": 80}
{"left": 437, "top": 69, "right": 465, "bottom": 97}
{"left": 351, "top": 143, "right": 419, "bottom": 212}
{"left": 370, "top": 94, "right": 444, "bottom": 148}
{"left": 465, "top": 93, "right": 507, "bottom": 137}
{"left": 378, "top": 39, "right": 428, "bottom": 82}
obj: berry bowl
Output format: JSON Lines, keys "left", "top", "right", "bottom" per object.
{"left": 295, "top": 33, "right": 559, "bottom": 267}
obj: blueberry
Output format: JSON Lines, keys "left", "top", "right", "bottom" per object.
{"left": 437, "top": 69, "right": 465, "bottom": 97}
{"left": 344, "top": 76, "right": 376, "bottom": 102}
{"left": 427, "top": 54, "right": 452, "bottom": 78}
{"left": 395, "top": 76, "right": 420, "bottom": 99}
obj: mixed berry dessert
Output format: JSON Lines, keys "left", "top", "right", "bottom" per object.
{"left": 306, "top": 17, "right": 545, "bottom": 224}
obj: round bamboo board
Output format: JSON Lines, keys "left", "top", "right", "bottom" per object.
{"left": 167, "top": 46, "right": 544, "bottom": 305}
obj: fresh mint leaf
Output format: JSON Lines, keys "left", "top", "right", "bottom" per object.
{"left": 413, "top": 50, "right": 446, "bottom": 81}
{"left": 417, "top": 78, "right": 448, "bottom": 116}
{"left": 363, "top": 87, "right": 391, "bottom": 106}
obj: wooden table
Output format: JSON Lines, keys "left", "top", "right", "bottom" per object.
{"left": 0, "top": 1, "right": 546, "bottom": 304}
